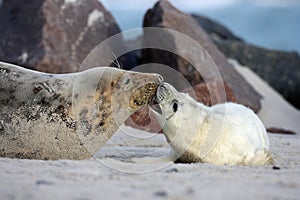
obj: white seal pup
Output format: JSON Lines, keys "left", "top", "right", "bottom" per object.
{"left": 151, "top": 83, "right": 273, "bottom": 166}
{"left": 0, "top": 61, "right": 162, "bottom": 160}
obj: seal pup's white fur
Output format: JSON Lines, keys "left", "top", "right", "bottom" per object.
{"left": 151, "top": 83, "right": 273, "bottom": 166}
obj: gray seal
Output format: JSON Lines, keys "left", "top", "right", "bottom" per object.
{"left": 0, "top": 61, "right": 162, "bottom": 160}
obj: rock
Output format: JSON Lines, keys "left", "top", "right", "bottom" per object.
{"left": 124, "top": 37, "right": 143, "bottom": 68}
{"left": 0, "top": 0, "right": 126, "bottom": 73}
{"left": 266, "top": 127, "right": 296, "bottom": 135}
{"left": 192, "top": 14, "right": 300, "bottom": 109}
{"left": 125, "top": 106, "right": 163, "bottom": 133}
{"left": 216, "top": 42, "right": 300, "bottom": 109}
{"left": 142, "top": 0, "right": 261, "bottom": 112}
{"left": 182, "top": 79, "right": 237, "bottom": 106}
{"left": 191, "top": 14, "right": 243, "bottom": 42}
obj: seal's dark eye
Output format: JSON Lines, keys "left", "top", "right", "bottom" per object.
{"left": 125, "top": 78, "right": 130, "bottom": 84}
{"left": 172, "top": 102, "right": 178, "bottom": 112}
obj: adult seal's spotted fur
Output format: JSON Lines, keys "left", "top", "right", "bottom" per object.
{"left": 0, "top": 61, "right": 162, "bottom": 160}
{"left": 151, "top": 83, "right": 273, "bottom": 166}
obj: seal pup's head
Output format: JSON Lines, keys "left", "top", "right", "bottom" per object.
{"left": 150, "top": 83, "right": 209, "bottom": 159}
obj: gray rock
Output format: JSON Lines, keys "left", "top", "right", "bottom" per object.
{"left": 192, "top": 14, "right": 300, "bottom": 109}
{"left": 142, "top": 0, "right": 261, "bottom": 112}
{"left": 0, "top": 0, "right": 125, "bottom": 73}
{"left": 191, "top": 14, "right": 243, "bottom": 42}
{"left": 218, "top": 42, "right": 300, "bottom": 109}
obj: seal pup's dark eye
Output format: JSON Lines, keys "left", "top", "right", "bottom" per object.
{"left": 124, "top": 78, "right": 130, "bottom": 84}
{"left": 172, "top": 102, "right": 178, "bottom": 112}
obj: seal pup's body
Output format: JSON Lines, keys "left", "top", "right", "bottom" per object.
{"left": 0, "top": 61, "right": 162, "bottom": 160}
{"left": 152, "top": 83, "right": 273, "bottom": 166}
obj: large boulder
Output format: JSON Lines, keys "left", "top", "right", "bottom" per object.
{"left": 0, "top": 0, "right": 125, "bottom": 73}
{"left": 142, "top": 0, "right": 261, "bottom": 112}
{"left": 192, "top": 14, "right": 300, "bottom": 109}
{"left": 191, "top": 14, "right": 243, "bottom": 43}
{"left": 182, "top": 79, "right": 237, "bottom": 107}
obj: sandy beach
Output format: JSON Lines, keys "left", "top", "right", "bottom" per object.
{"left": 0, "top": 127, "right": 299, "bottom": 200}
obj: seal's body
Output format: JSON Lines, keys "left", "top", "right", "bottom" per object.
{"left": 0, "top": 62, "right": 161, "bottom": 160}
{"left": 152, "top": 83, "right": 273, "bottom": 166}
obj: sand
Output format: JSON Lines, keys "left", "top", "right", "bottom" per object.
{"left": 0, "top": 126, "right": 299, "bottom": 200}
{"left": 0, "top": 62, "right": 299, "bottom": 200}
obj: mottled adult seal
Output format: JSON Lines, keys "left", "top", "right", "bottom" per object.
{"left": 0, "top": 61, "right": 162, "bottom": 160}
{"left": 151, "top": 83, "right": 273, "bottom": 166}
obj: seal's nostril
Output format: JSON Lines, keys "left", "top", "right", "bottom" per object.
{"left": 158, "top": 75, "right": 164, "bottom": 83}
{"left": 160, "top": 84, "right": 166, "bottom": 90}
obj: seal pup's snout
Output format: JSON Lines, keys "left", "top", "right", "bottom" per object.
{"left": 149, "top": 83, "right": 168, "bottom": 116}
{"left": 151, "top": 82, "right": 177, "bottom": 117}
{"left": 156, "top": 83, "right": 168, "bottom": 103}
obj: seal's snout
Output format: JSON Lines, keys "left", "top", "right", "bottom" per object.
{"left": 129, "top": 82, "right": 159, "bottom": 109}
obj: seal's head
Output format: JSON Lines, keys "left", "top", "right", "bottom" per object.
{"left": 150, "top": 83, "right": 203, "bottom": 156}
{"left": 73, "top": 67, "right": 163, "bottom": 154}
{"left": 82, "top": 68, "right": 164, "bottom": 131}
{"left": 75, "top": 67, "right": 163, "bottom": 120}
{"left": 110, "top": 69, "right": 163, "bottom": 122}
